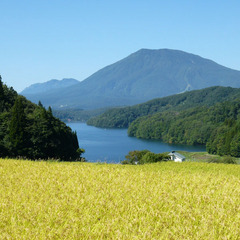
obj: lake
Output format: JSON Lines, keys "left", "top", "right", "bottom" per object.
{"left": 68, "top": 122, "right": 206, "bottom": 163}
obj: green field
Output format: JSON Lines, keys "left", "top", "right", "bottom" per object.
{"left": 178, "top": 151, "right": 240, "bottom": 164}
{"left": 0, "top": 159, "right": 240, "bottom": 239}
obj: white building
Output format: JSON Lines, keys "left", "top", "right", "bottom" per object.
{"left": 168, "top": 151, "right": 186, "bottom": 162}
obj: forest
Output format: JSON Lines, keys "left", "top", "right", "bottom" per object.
{"left": 53, "top": 108, "right": 107, "bottom": 122}
{"left": 128, "top": 100, "right": 240, "bottom": 157}
{"left": 0, "top": 76, "right": 84, "bottom": 161}
{"left": 87, "top": 86, "right": 240, "bottom": 128}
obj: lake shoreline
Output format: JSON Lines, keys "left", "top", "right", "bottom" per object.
{"left": 68, "top": 122, "right": 206, "bottom": 163}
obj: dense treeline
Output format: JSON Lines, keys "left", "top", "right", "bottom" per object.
{"left": 53, "top": 108, "right": 108, "bottom": 122}
{"left": 121, "top": 150, "right": 170, "bottom": 164}
{"left": 128, "top": 100, "right": 240, "bottom": 157}
{"left": 0, "top": 76, "right": 84, "bottom": 161}
{"left": 207, "top": 118, "right": 240, "bottom": 157}
{"left": 87, "top": 86, "right": 240, "bottom": 128}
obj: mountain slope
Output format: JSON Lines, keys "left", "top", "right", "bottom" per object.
{"left": 22, "top": 49, "right": 240, "bottom": 109}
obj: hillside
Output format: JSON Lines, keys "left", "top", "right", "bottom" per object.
{"left": 0, "top": 76, "right": 83, "bottom": 161}
{"left": 21, "top": 49, "right": 240, "bottom": 109}
{"left": 127, "top": 100, "right": 240, "bottom": 157}
{"left": 87, "top": 86, "right": 240, "bottom": 128}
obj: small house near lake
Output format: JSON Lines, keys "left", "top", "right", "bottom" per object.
{"left": 168, "top": 151, "right": 186, "bottom": 162}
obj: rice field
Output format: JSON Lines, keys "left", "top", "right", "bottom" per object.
{"left": 0, "top": 159, "right": 240, "bottom": 239}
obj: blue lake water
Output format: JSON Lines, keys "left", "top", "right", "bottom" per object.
{"left": 68, "top": 122, "right": 206, "bottom": 163}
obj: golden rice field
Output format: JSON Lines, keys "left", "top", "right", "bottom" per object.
{"left": 0, "top": 159, "right": 240, "bottom": 239}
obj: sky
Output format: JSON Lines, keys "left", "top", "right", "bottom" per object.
{"left": 1, "top": 0, "right": 240, "bottom": 92}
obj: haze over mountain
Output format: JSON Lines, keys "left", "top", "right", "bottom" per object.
{"left": 21, "top": 49, "right": 240, "bottom": 109}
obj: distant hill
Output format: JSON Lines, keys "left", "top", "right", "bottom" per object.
{"left": 87, "top": 86, "right": 240, "bottom": 128}
{"left": 21, "top": 78, "right": 79, "bottom": 95}
{"left": 21, "top": 49, "right": 240, "bottom": 109}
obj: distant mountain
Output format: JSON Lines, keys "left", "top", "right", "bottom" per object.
{"left": 22, "top": 49, "right": 240, "bottom": 109}
{"left": 21, "top": 78, "right": 79, "bottom": 95}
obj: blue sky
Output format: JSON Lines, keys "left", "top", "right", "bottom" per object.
{"left": 1, "top": 0, "right": 240, "bottom": 92}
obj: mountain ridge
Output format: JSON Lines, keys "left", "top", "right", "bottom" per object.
{"left": 21, "top": 49, "right": 240, "bottom": 109}
{"left": 21, "top": 78, "right": 79, "bottom": 95}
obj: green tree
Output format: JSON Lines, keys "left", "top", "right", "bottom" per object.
{"left": 0, "top": 75, "right": 4, "bottom": 112}
{"left": 38, "top": 101, "right": 44, "bottom": 108}
{"left": 48, "top": 106, "right": 52, "bottom": 114}
{"left": 230, "top": 132, "right": 240, "bottom": 157}
{"left": 8, "top": 96, "right": 29, "bottom": 157}
{"left": 140, "top": 152, "right": 170, "bottom": 164}
{"left": 122, "top": 150, "right": 170, "bottom": 165}
{"left": 123, "top": 150, "right": 150, "bottom": 164}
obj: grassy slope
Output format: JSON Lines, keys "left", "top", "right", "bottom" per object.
{"left": 0, "top": 159, "right": 240, "bottom": 239}
{"left": 178, "top": 151, "right": 240, "bottom": 164}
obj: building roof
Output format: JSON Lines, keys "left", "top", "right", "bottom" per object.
{"left": 168, "top": 151, "right": 185, "bottom": 160}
